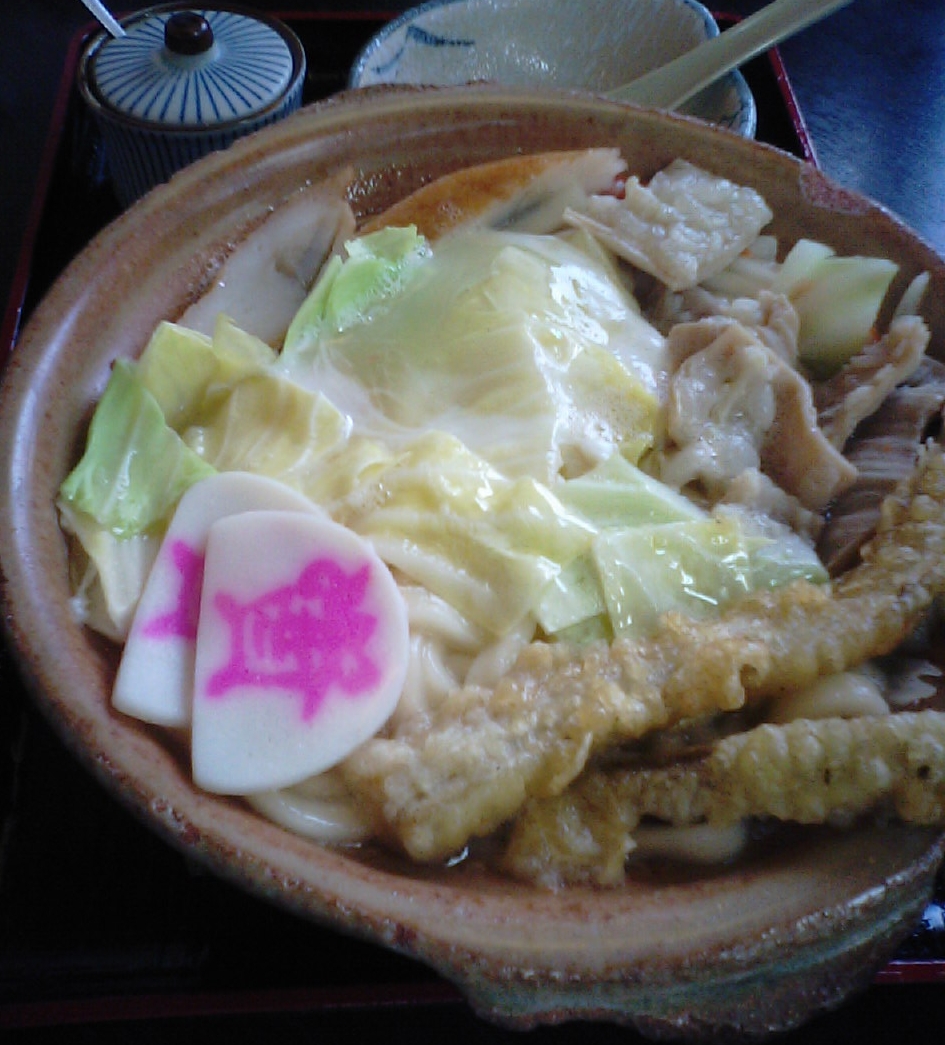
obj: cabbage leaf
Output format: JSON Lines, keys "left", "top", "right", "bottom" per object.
{"left": 181, "top": 374, "right": 349, "bottom": 493}
{"left": 554, "top": 453, "right": 705, "bottom": 528}
{"left": 337, "top": 432, "right": 595, "bottom": 635}
{"left": 59, "top": 509, "right": 159, "bottom": 641}
{"left": 283, "top": 225, "right": 431, "bottom": 352}
{"left": 536, "top": 454, "right": 705, "bottom": 636}
{"left": 280, "top": 228, "right": 666, "bottom": 483}
{"left": 774, "top": 239, "right": 898, "bottom": 377}
{"left": 136, "top": 317, "right": 275, "bottom": 432}
{"left": 58, "top": 359, "right": 215, "bottom": 538}
{"left": 594, "top": 511, "right": 830, "bottom": 638}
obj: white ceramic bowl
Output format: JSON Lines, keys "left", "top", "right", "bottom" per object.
{"left": 349, "top": 0, "right": 756, "bottom": 137}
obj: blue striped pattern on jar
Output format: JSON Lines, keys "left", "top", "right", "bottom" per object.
{"left": 98, "top": 87, "right": 303, "bottom": 207}
{"left": 92, "top": 10, "right": 295, "bottom": 127}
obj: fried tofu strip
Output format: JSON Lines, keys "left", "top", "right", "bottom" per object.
{"left": 502, "top": 710, "right": 945, "bottom": 888}
{"left": 344, "top": 444, "right": 945, "bottom": 862}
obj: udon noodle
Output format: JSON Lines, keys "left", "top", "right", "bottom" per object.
{"left": 59, "top": 150, "right": 945, "bottom": 887}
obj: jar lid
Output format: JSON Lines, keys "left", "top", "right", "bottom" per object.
{"left": 85, "top": 6, "right": 299, "bottom": 128}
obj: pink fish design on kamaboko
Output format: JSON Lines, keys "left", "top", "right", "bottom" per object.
{"left": 190, "top": 508, "right": 409, "bottom": 795}
{"left": 142, "top": 539, "right": 205, "bottom": 641}
{"left": 113, "top": 474, "right": 351, "bottom": 736}
{"left": 205, "top": 557, "right": 381, "bottom": 722}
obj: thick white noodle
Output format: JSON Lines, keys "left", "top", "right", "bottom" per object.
{"left": 247, "top": 769, "right": 372, "bottom": 845}
{"left": 634, "top": 666, "right": 900, "bottom": 868}
{"left": 632, "top": 821, "right": 749, "bottom": 865}
{"left": 764, "top": 669, "right": 889, "bottom": 723}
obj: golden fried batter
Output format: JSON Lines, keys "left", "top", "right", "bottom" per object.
{"left": 501, "top": 710, "right": 945, "bottom": 888}
{"left": 344, "top": 444, "right": 945, "bottom": 862}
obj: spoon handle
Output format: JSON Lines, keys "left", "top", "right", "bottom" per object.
{"left": 79, "top": 0, "right": 126, "bottom": 38}
{"left": 608, "top": 0, "right": 853, "bottom": 110}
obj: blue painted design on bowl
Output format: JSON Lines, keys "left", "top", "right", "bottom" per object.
{"left": 350, "top": 0, "right": 756, "bottom": 139}
{"left": 371, "top": 24, "right": 476, "bottom": 79}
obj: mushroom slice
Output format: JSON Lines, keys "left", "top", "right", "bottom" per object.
{"left": 179, "top": 176, "right": 356, "bottom": 346}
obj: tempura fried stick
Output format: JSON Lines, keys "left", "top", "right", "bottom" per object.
{"left": 502, "top": 710, "right": 945, "bottom": 888}
{"left": 345, "top": 444, "right": 945, "bottom": 862}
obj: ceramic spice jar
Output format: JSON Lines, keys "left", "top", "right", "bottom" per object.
{"left": 77, "top": 4, "right": 306, "bottom": 207}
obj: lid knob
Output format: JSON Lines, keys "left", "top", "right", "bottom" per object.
{"left": 164, "top": 11, "right": 215, "bottom": 56}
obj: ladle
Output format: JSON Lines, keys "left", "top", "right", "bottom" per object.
{"left": 608, "top": 0, "right": 853, "bottom": 110}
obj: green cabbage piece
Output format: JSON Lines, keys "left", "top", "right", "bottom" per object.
{"left": 718, "top": 506, "right": 829, "bottom": 592}
{"left": 554, "top": 453, "right": 705, "bottom": 528}
{"left": 594, "top": 517, "right": 754, "bottom": 637}
{"left": 58, "top": 359, "right": 215, "bottom": 538}
{"left": 59, "top": 509, "right": 159, "bottom": 641}
{"left": 338, "top": 432, "right": 595, "bottom": 636}
{"left": 136, "top": 315, "right": 350, "bottom": 497}
{"left": 535, "top": 454, "right": 706, "bottom": 636}
{"left": 535, "top": 552, "right": 608, "bottom": 637}
{"left": 593, "top": 513, "right": 829, "bottom": 638}
{"left": 539, "top": 508, "right": 829, "bottom": 641}
{"left": 774, "top": 239, "right": 898, "bottom": 377}
{"left": 136, "top": 316, "right": 276, "bottom": 432}
{"left": 283, "top": 225, "right": 431, "bottom": 352}
{"left": 181, "top": 374, "right": 349, "bottom": 493}
{"left": 280, "top": 228, "right": 666, "bottom": 483}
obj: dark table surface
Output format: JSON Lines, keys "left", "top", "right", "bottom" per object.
{"left": 2, "top": 2, "right": 945, "bottom": 1042}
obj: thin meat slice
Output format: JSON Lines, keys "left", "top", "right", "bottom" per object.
{"left": 818, "top": 357, "right": 945, "bottom": 574}
{"left": 814, "top": 315, "right": 930, "bottom": 451}
{"left": 564, "top": 159, "right": 773, "bottom": 290}
{"left": 658, "top": 318, "right": 855, "bottom": 511}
